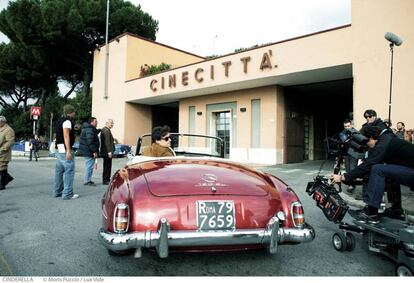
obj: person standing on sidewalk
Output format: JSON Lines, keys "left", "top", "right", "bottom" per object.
{"left": 79, "top": 117, "right": 99, "bottom": 186}
{"left": 396, "top": 122, "right": 412, "bottom": 142}
{"left": 29, "top": 134, "right": 40, "bottom": 161}
{"left": 0, "top": 116, "right": 15, "bottom": 190}
{"left": 100, "top": 119, "right": 114, "bottom": 185}
{"left": 53, "top": 104, "right": 78, "bottom": 200}
{"left": 340, "top": 119, "right": 361, "bottom": 193}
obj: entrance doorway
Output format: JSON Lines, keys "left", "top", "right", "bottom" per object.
{"left": 214, "top": 111, "right": 231, "bottom": 158}
{"left": 151, "top": 102, "right": 179, "bottom": 132}
{"left": 286, "top": 111, "right": 305, "bottom": 163}
{"left": 285, "top": 79, "right": 353, "bottom": 163}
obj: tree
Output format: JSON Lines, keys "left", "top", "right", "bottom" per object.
{"left": 0, "top": 42, "right": 56, "bottom": 110}
{"left": 0, "top": 0, "right": 159, "bottom": 139}
{"left": 0, "top": 0, "right": 159, "bottom": 99}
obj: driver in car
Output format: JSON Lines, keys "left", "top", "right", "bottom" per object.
{"left": 142, "top": 125, "right": 176, "bottom": 157}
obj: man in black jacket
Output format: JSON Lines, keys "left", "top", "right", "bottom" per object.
{"left": 333, "top": 125, "right": 414, "bottom": 223}
{"left": 100, "top": 119, "right": 114, "bottom": 185}
{"left": 79, "top": 117, "right": 100, "bottom": 186}
{"left": 361, "top": 109, "right": 389, "bottom": 130}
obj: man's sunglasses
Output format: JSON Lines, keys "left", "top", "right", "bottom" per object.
{"left": 364, "top": 115, "right": 373, "bottom": 119}
{"left": 161, "top": 136, "right": 171, "bottom": 141}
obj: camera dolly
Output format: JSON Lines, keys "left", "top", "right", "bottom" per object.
{"left": 306, "top": 176, "right": 414, "bottom": 276}
{"left": 333, "top": 215, "right": 414, "bottom": 276}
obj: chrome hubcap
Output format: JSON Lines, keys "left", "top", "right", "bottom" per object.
{"left": 333, "top": 235, "right": 342, "bottom": 249}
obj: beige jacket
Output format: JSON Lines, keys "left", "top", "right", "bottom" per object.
{"left": 142, "top": 143, "right": 175, "bottom": 157}
{"left": 0, "top": 124, "right": 15, "bottom": 169}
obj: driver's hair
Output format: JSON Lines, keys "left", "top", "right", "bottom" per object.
{"left": 151, "top": 125, "right": 171, "bottom": 143}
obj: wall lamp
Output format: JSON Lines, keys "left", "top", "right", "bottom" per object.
{"left": 240, "top": 107, "right": 247, "bottom": 112}
{"left": 197, "top": 111, "right": 203, "bottom": 116}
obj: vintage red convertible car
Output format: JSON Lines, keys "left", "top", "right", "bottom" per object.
{"left": 99, "top": 134, "right": 315, "bottom": 258}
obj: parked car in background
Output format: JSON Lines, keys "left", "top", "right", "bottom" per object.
{"left": 72, "top": 141, "right": 81, "bottom": 156}
{"left": 72, "top": 141, "right": 131, "bottom": 158}
{"left": 98, "top": 133, "right": 315, "bottom": 258}
{"left": 113, "top": 143, "right": 131, "bottom": 158}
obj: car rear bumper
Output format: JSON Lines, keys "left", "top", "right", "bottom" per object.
{"left": 99, "top": 216, "right": 315, "bottom": 258}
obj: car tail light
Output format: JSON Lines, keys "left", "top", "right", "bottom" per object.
{"left": 291, "top": 201, "right": 305, "bottom": 228}
{"left": 113, "top": 203, "right": 130, "bottom": 233}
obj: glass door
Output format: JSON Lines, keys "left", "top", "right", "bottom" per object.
{"left": 215, "top": 111, "right": 231, "bottom": 158}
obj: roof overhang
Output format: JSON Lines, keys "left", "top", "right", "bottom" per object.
{"left": 127, "top": 63, "right": 352, "bottom": 105}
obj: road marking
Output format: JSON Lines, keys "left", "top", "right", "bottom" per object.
{"left": 0, "top": 253, "right": 13, "bottom": 276}
{"left": 280, "top": 169, "right": 304, "bottom": 173}
{"left": 305, "top": 170, "right": 331, "bottom": 175}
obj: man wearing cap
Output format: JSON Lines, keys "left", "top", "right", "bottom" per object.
{"left": 0, "top": 116, "right": 15, "bottom": 190}
{"left": 53, "top": 104, "right": 79, "bottom": 200}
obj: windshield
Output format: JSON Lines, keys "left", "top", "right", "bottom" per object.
{"left": 136, "top": 133, "right": 224, "bottom": 158}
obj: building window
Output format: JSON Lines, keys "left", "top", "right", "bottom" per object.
{"left": 251, "top": 99, "right": 261, "bottom": 147}
{"left": 189, "top": 106, "right": 196, "bottom": 133}
{"left": 189, "top": 106, "right": 196, "bottom": 146}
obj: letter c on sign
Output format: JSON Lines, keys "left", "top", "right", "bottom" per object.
{"left": 195, "top": 68, "right": 204, "bottom": 82}
{"left": 150, "top": 79, "right": 158, "bottom": 91}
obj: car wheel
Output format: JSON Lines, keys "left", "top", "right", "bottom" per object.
{"left": 345, "top": 232, "right": 356, "bottom": 251}
{"left": 332, "top": 232, "right": 347, "bottom": 252}
{"left": 395, "top": 264, "right": 413, "bottom": 276}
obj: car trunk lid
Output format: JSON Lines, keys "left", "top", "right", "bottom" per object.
{"left": 139, "top": 159, "right": 271, "bottom": 197}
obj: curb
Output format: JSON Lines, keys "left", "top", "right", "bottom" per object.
{"left": 340, "top": 191, "right": 414, "bottom": 223}
{"left": 12, "top": 156, "right": 55, "bottom": 161}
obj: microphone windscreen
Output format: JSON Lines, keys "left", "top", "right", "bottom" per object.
{"left": 385, "top": 32, "right": 403, "bottom": 46}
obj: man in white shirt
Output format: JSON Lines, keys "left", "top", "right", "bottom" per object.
{"left": 53, "top": 104, "right": 78, "bottom": 200}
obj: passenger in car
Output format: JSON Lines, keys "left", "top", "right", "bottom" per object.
{"left": 142, "top": 125, "right": 176, "bottom": 157}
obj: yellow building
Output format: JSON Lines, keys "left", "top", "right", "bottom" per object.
{"left": 92, "top": 0, "right": 414, "bottom": 164}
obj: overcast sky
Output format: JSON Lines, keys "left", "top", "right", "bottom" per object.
{"left": 1, "top": 0, "right": 351, "bottom": 56}
{"left": 135, "top": 0, "right": 351, "bottom": 56}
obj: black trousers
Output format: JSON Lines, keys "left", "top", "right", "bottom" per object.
{"left": 361, "top": 167, "right": 406, "bottom": 209}
{"left": 102, "top": 156, "right": 112, "bottom": 183}
{"left": 0, "top": 169, "right": 13, "bottom": 189}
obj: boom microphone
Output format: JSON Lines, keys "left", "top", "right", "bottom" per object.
{"left": 385, "top": 32, "right": 403, "bottom": 46}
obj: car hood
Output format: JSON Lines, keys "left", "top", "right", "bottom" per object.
{"left": 137, "top": 159, "right": 272, "bottom": 197}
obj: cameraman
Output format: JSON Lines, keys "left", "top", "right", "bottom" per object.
{"left": 332, "top": 125, "right": 414, "bottom": 223}
{"left": 361, "top": 109, "right": 391, "bottom": 132}
{"left": 340, "top": 119, "right": 361, "bottom": 193}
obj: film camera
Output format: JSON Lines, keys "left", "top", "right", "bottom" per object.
{"left": 326, "top": 130, "right": 368, "bottom": 159}
{"left": 306, "top": 176, "right": 349, "bottom": 223}
{"left": 306, "top": 130, "right": 369, "bottom": 223}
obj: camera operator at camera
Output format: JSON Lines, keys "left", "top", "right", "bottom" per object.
{"left": 361, "top": 109, "right": 392, "bottom": 132}
{"left": 340, "top": 119, "right": 362, "bottom": 194}
{"left": 332, "top": 125, "right": 414, "bottom": 224}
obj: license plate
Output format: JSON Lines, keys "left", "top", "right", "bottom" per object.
{"left": 196, "top": 201, "right": 235, "bottom": 231}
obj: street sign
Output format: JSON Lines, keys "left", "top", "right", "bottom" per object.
{"left": 31, "top": 106, "right": 42, "bottom": 117}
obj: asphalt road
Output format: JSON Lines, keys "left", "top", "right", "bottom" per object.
{"left": 0, "top": 157, "right": 396, "bottom": 276}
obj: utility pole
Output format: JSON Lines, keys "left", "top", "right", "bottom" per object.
{"left": 104, "top": 0, "right": 110, "bottom": 99}
{"left": 49, "top": 112, "right": 53, "bottom": 141}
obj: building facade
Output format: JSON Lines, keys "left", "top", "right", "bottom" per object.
{"left": 92, "top": 0, "right": 414, "bottom": 164}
